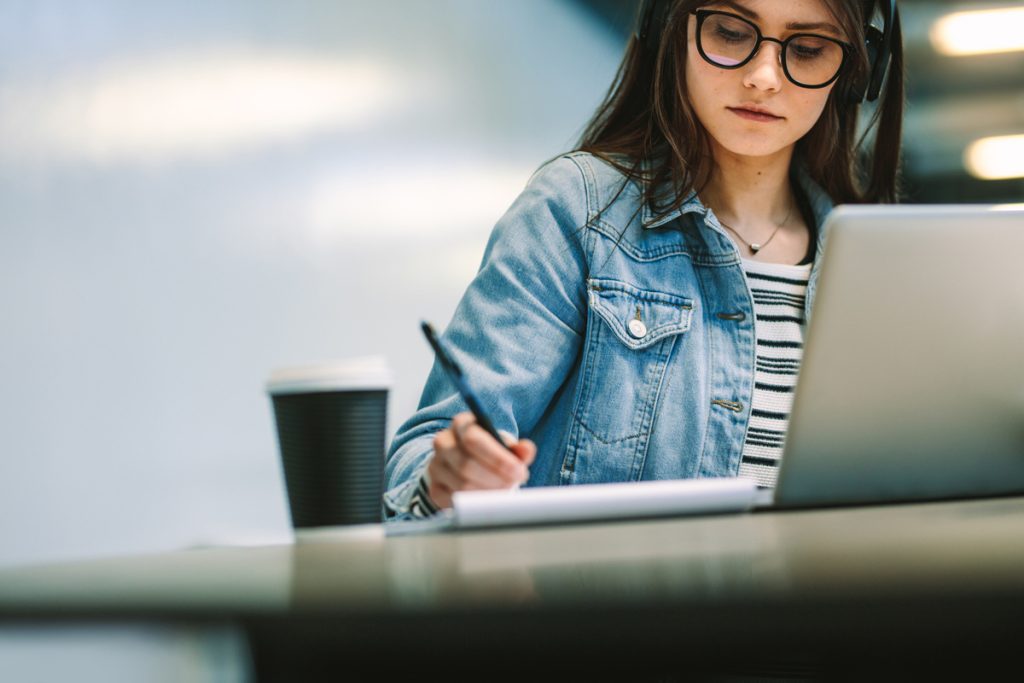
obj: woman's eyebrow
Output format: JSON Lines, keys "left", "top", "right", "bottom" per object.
{"left": 706, "top": 1, "right": 843, "bottom": 36}
{"left": 787, "top": 19, "right": 843, "bottom": 36}
{"left": 707, "top": 0, "right": 758, "bottom": 20}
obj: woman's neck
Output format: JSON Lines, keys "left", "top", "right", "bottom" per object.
{"left": 700, "top": 144, "right": 795, "bottom": 228}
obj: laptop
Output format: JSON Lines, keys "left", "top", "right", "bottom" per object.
{"left": 769, "top": 203, "right": 1024, "bottom": 509}
{"left": 389, "top": 204, "right": 1024, "bottom": 534}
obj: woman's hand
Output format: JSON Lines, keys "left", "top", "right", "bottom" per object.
{"left": 426, "top": 412, "right": 536, "bottom": 509}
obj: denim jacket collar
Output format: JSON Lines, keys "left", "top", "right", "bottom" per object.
{"left": 638, "top": 162, "right": 834, "bottom": 236}
{"left": 639, "top": 188, "right": 703, "bottom": 230}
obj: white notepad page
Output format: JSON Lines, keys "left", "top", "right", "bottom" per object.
{"left": 451, "top": 477, "right": 759, "bottom": 529}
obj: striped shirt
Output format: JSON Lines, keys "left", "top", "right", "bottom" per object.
{"left": 737, "top": 258, "right": 812, "bottom": 489}
{"left": 407, "top": 472, "right": 440, "bottom": 518}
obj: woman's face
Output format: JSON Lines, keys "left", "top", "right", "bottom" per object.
{"left": 685, "top": 0, "right": 845, "bottom": 161}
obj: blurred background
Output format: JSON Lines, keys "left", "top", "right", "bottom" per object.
{"left": 0, "top": 0, "right": 1022, "bottom": 679}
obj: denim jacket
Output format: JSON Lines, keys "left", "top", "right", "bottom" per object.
{"left": 383, "top": 152, "right": 835, "bottom": 519}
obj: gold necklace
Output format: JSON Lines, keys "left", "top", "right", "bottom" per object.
{"left": 718, "top": 202, "right": 794, "bottom": 255}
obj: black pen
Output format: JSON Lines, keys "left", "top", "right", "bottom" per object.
{"left": 420, "top": 321, "right": 514, "bottom": 453}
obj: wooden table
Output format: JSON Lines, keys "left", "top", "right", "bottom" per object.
{"left": 2, "top": 496, "right": 1023, "bottom": 681}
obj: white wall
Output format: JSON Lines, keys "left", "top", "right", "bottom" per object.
{"left": 0, "top": 0, "right": 622, "bottom": 568}
{"left": 0, "top": 0, "right": 623, "bottom": 678}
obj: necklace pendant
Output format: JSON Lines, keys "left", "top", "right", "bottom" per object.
{"left": 750, "top": 243, "right": 762, "bottom": 253}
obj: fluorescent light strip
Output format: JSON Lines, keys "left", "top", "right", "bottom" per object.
{"left": 964, "top": 134, "right": 1024, "bottom": 180}
{"left": 931, "top": 6, "right": 1024, "bottom": 56}
{"left": 4, "top": 52, "right": 405, "bottom": 163}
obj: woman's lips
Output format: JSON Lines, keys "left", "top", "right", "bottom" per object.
{"left": 728, "top": 107, "right": 783, "bottom": 122}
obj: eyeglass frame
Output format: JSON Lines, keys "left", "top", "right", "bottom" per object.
{"left": 690, "top": 9, "right": 853, "bottom": 89}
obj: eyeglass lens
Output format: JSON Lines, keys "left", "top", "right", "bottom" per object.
{"left": 699, "top": 12, "right": 844, "bottom": 87}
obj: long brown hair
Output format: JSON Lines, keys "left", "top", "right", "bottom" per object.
{"left": 575, "top": 0, "right": 904, "bottom": 217}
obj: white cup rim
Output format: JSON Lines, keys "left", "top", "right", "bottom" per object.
{"left": 266, "top": 356, "right": 392, "bottom": 394}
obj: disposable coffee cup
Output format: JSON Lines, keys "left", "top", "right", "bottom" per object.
{"left": 267, "top": 356, "right": 392, "bottom": 528}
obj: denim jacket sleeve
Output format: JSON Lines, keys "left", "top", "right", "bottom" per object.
{"left": 383, "top": 154, "right": 592, "bottom": 520}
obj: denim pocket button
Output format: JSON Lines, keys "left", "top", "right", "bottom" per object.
{"left": 627, "top": 319, "right": 648, "bottom": 339}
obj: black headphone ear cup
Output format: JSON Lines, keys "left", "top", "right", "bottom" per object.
{"left": 853, "top": 0, "right": 896, "bottom": 104}
{"left": 847, "top": 0, "right": 889, "bottom": 104}
{"left": 848, "top": 24, "right": 883, "bottom": 103}
{"left": 865, "top": 24, "right": 893, "bottom": 102}
{"left": 864, "top": 25, "right": 882, "bottom": 76}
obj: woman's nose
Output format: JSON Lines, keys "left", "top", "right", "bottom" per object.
{"left": 742, "top": 42, "right": 784, "bottom": 92}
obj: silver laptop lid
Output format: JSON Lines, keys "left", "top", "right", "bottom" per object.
{"left": 775, "top": 204, "right": 1024, "bottom": 508}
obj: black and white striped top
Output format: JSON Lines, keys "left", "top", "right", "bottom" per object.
{"left": 737, "top": 258, "right": 812, "bottom": 489}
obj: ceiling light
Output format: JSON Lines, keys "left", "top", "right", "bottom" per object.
{"left": 964, "top": 134, "right": 1024, "bottom": 180}
{"left": 931, "top": 7, "right": 1024, "bottom": 56}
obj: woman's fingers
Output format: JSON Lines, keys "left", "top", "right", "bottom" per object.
{"left": 430, "top": 428, "right": 511, "bottom": 490}
{"left": 444, "top": 447, "right": 511, "bottom": 489}
{"left": 428, "top": 451, "right": 497, "bottom": 504}
{"left": 510, "top": 439, "right": 537, "bottom": 467}
{"left": 450, "top": 413, "right": 527, "bottom": 483}
{"left": 427, "top": 413, "right": 533, "bottom": 505}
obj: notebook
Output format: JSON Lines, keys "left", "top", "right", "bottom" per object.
{"left": 387, "top": 204, "right": 1024, "bottom": 535}
{"left": 385, "top": 477, "right": 760, "bottom": 535}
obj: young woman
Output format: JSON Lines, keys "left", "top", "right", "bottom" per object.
{"left": 384, "top": 0, "right": 904, "bottom": 519}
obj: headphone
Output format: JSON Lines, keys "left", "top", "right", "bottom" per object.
{"left": 635, "top": 0, "right": 897, "bottom": 103}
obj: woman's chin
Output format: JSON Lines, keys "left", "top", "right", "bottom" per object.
{"left": 713, "top": 135, "right": 798, "bottom": 161}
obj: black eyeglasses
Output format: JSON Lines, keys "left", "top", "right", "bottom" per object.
{"left": 692, "top": 9, "right": 851, "bottom": 89}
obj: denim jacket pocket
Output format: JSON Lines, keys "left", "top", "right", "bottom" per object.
{"left": 588, "top": 278, "right": 694, "bottom": 350}
{"left": 561, "top": 278, "right": 694, "bottom": 484}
